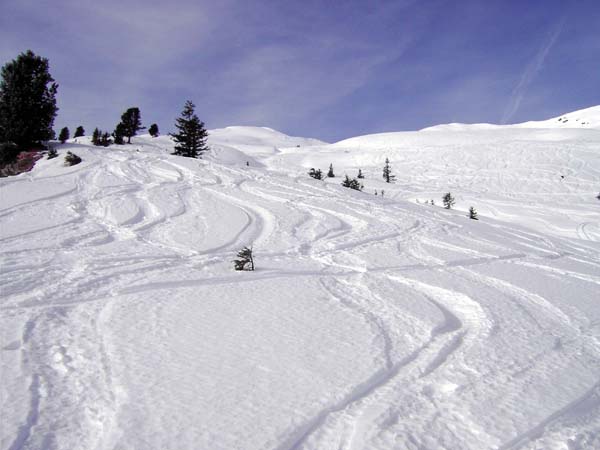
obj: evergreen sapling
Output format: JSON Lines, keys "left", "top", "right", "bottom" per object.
{"left": 58, "top": 127, "right": 69, "bottom": 144}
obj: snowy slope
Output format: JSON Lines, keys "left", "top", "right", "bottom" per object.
{"left": 270, "top": 106, "right": 600, "bottom": 243}
{"left": 1, "top": 117, "right": 600, "bottom": 450}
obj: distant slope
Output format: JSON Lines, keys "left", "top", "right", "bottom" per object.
{"left": 421, "top": 105, "right": 600, "bottom": 132}
{"left": 264, "top": 107, "right": 600, "bottom": 242}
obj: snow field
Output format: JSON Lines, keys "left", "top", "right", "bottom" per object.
{"left": 1, "top": 109, "right": 600, "bottom": 449}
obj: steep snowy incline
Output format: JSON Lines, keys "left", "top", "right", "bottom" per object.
{"left": 1, "top": 127, "right": 599, "bottom": 450}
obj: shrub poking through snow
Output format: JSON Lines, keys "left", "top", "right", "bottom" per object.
{"left": 443, "top": 192, "right": 455, "bottom": 209}
{"left": 382, "top": 158, "right": 395, "bottom": 183}
{"left": 469, "top": 206, "right": 479, "bottom": 220}
{"left": 47, "top": 148, "right": 58, "bottom": 159}
{"left": 357, "top": 169, "right": 364, "bottom": 179}
{"left": 233, "top": 246, "right": 254, "bottom": 271}
{"left": 64, "top": 151, "right": 81, "bottom": 166}
{"left": 308, "top": 168, "right": 323, "bottom": 180}
{"left": 327, "top": 163, "right": 335, "bottom": 178}
{"left": 342, "top": 175, "right": 363, "bottom": 191}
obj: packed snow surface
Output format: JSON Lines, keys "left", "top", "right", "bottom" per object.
{"left": 1, "top": 107, "right": 599, "bottom": 450}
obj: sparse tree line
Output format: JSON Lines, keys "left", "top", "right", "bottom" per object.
{"left": 1, "top": 50, "right": 209, "bottom": 175}
{"left": 308, "top": 159, "right": 482, "bottom": 220}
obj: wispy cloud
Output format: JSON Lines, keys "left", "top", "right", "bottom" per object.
{"left": 501, "top": 19, "right": 565, "bottom": 124}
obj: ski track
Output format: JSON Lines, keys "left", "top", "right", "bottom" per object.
{"left": 1, "top": 134, "right": 599, "bottom": 450}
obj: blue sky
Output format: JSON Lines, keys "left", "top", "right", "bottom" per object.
{"left": 1, "top": 0, "right": 599, "bottom": 142}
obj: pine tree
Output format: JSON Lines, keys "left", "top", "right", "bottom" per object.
{"left": 113, "top": 123, "right": 126, "bottom": 145}
{"left": 64, "top": 151, "right": 81, "bottom": 166}
{"left": 308, "top": 168, "right": 323, "bottom": 180}
{"left": 382, "top": 158, "right": 396, "bottom": 183}
{"left": 233, "top": 246, "right": 254, "bottom": 271}
{"left": 469, "top": 206, "right": 478, "bottom": 220}
{"left": 171, "top": 100, "right": 208, "bottom": 158}
{"left": 327, "top": 163, "right": 335, "bottom": 177}
{"left": 0, "top": 50, "right": 58, "bottom": 153}
{"left": 341, "top": 175, "right": 363, "bottom": 191}
{"left": 74, "top": 126, "right": 85, "bottom": 138}
{"left": 92, "top": 128, "right": 100, "bottom": 145}
{"left": 100, "top": 132, "right": 112, "bottom": 147}
{"left": 47, "top": 147, "right": 58, "bottom": 159}
{"left": 117, "top": 107, "right": 145, "bottom": 143}
{"left": 443, "top": 192, "right": 455, "bottom": 209}
{"left": 357, "top": 169, "right": 364, "bottom": 179}
{"left": 58, "top": 127, "right": 70, "bottom": 144}
{"left": 148, "top": 123, "right": 159, "bottom": 137}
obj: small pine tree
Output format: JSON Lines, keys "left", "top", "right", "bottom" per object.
{"left": 443, "top": 192, "right": 455, "bottom": 209}
{"left": 233, "top": 246, "right": 254, "bottom": 271}
{"left": 64, "top": 151, "right": 81, "bottom": 166}
{"left": 171, "top": 100, "right": 209, "bottom": 158}
{"left": 469, "top": 206, "right": 479, "bottom": 220}
{"left": 113, "top": 122, "right": 126, "bottom": 145}
{"left": 100, "top": 132, "right": 112, "bottom": 147}
{"left": 382, "top": 158, "right": 396, "bottom": 183}
{"left": 73, "top": 126, "right": 85, "bottom": 138}
{"left": 341, "top": 175, "right": 363, "bottom": 191}
{"left": 327, "top": 163, "right": 335, "bottom": 178}
{"left": 308, "top": 168, "right": 323, "bottom": 180}
{"left": 58, "top": 127, "right": 69, "bottom": 143}
{"left": 148, "top": 123, "right": 159, "bottom": 137}
{"left": 47, "top": 147, "right": 58, "bottom": 159}
{"left": 118, "top": 107, "right": 145, "bottom": 143}
{"left": 357, "top": 169, "right": 364, "bottom": 179}
{"left": 92, "top": 128, "right": 100, "bottom": 145}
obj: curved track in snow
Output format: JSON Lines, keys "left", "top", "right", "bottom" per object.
{"left": 1, "top": 135, "right": 599, "bottom": 450}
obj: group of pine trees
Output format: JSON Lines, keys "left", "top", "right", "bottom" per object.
{"left": 0, "top": 48, "right": 210, "bottom": 168}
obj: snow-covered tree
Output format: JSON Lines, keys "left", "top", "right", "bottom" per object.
{"left": 327, "top": 163, "right": 335, "bottom": 178}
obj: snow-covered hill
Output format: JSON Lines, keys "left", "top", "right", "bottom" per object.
{"left": 1, "top": 112, "right": 599, "bottom": 450}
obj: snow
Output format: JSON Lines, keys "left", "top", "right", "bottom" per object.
{"left": 1, "top": 106, "right": 599, "bottom": 449}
